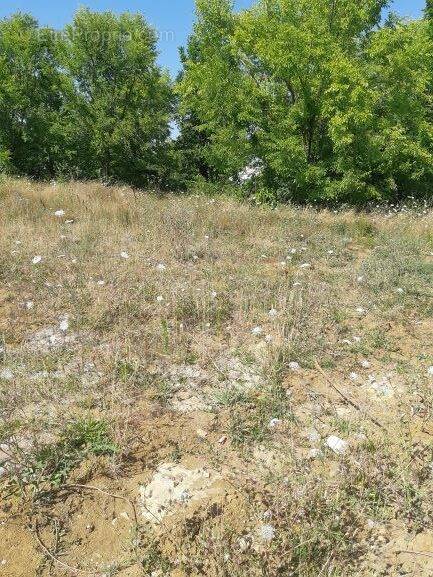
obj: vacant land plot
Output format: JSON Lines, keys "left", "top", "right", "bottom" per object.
{"left": 1, "top": 179, "right": 433, "bottom": 576}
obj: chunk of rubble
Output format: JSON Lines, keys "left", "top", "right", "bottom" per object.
{"left": 26, "top": 326, "right": 77, "bottom": 352}
{"left": 139, "top": 463, "right": 222, "bottom": 523}
{"left": 326, "top": 436, "right": 348, "bottom": 455}
{"left": 368, "top": 375, "right": 394, "bottom": 397}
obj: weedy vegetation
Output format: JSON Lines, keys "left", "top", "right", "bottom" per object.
{"left": 0, "top": 179, "right": 432, "bottom": 576}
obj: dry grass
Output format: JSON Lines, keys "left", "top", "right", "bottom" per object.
{"left": 1, "top": 178, "right": 433, "bottom": 577}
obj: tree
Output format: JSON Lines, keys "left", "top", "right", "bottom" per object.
{"left": 0, "top": 14, "right": 64, "bottom": 177}
{"left": 178, "top": 0, "right": 433, "bottom": 202}
{"left": 56, "top": 8, "right": 173, "bottom": 186}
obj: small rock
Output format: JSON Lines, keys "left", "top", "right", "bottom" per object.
{"left": 326, "top": 436, "right": 347, "bottom": 455}
{"left": 308, "top": 448, "right": 323, "bottom": 459}
{"left": 32, "top": 255, "right": 42, "bottom": 265}
{"left": 218, "top": 435, "right": 228, "bottom": 445}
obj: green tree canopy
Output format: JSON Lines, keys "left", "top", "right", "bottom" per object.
{"left": 178, "top": 0, "right": 433, "bottom": 202}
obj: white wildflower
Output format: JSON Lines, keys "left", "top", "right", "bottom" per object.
{"left": 211, "top": 291, "right": 218, "bottom": 299}
{"left": 156, "top": 295, "right": 164, "bottom": 303}
{"left": 238, "top": 157, "right": 263, "bottom": 182}
{"left": 356, "top": 307, "right": 366, "bottom": 316}
{"left": 25, "top": 301, "right": 34, "bottom": 310}
{"left": 357, "top": 276, "right": 365, "bottom": 283}
{"left": 156, "top": 263, "right": 166, "bottom": 271}
{"left": 360, "top": 359, "right": 371, "bottom": 369}
{"left": 59, "top": 317, "right": 69, "bottom": 332}
{"left": 54, "top": 210, "right": 65, "bottom": 217}
{"left": 268, "top": 308, "right": 278, "bottom": 317}
{"left": 299, "top": 263, "right": 311, "bottom": 269}
{"left": 0, "top": 368, "right": 14, "bottom": 381}
{"left": 32, "top": 255, "right": 42, "bottom": 265}
{"left": 396, "top": 287, "right": 404, "bottom": 294}
{"left": 349, "top": 372, "right": 359, "bottom": 382}
{"left": 264, "top": 334, "right": 273, "bottom": 343}
{"left": 259, "top": 524, "right": 276, "bottom": 542}
{"left": 251, "top": 326, "right": 263, "bottom": 336}
{"left": 268, "top": 418, "right": 281, "bottom": 429}
{"left": 97, "top": 280, "right": 105, "bottom": 286}
{"left": 288, "top": 361, "right": 300, "bottom": 371}
{"left": 427, "top": 366, "right": 433, "bottom": 377}
{"left": 120, "top": 251, "right": 129, "bottom": 260}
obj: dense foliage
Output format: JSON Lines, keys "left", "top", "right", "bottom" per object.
{"left": 0, "top": 2, "right": 432, "bottom": 203}
{"left": 0, "top": 9, "right": 172, "bottom": 186}
{"left": 178, "top": 0, "right": 433, "bottom": 202}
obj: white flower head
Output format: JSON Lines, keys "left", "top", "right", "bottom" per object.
{"left": 25, "top": 301, "right": 34, "bottom": 310}
{"left": 156, "top": 295, "right": 164, "bottom": 303}
{"left": 156, "top": 263, "right": 166, "bottom": 271}
{"left": 349, "top": 372, "right": 359, "bottom": 382}
{"left": 32, "top": 255, "right": 42, "bottom": 265}
{"left": 427, "top": 366, "right": 433, "bottom": 377}
{"left": 269, "top": 418, "right": 281, "bottom": 429}
{"left": 259, "top": 524, "right": 276, "bottom": 542}
{"left": 59, "top": 316, "right": 69, "bottom": 332}
{"left": 251, "top": 326, "right": 263, "bottom": 336}
{"left": 288, "top": 361, "right": 300, "bottom": 372}
{"left": 120, "top": 251, "right": 129, "bottom": 260}
{"left": 268, "top": 308, "right": 278, "bottom": 317}
{"left": 238, "top": 157, "right": 264, "bottom": 183}
{"left": 211, "top": 291, "right": 218, "bottom": 299}
{"left": 54, "top": 210, "right": 65, "bottom": 217}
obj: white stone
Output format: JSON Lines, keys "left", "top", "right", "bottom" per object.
{"left": 326, "top": 436, "right": 347, "bottom": 455}
{"left": 139, "top": 463, "right": 221, "bottom": 523}
{"left": 32, "top": 255, "right": 42, "bottom": 265}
